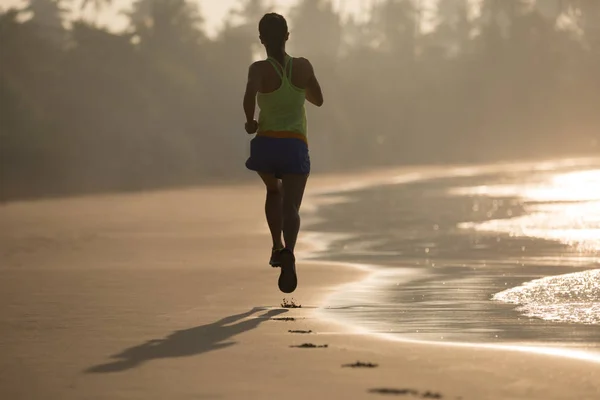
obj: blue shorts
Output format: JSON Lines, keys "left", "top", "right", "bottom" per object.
{"left": 246, "top": 136, "right": 310, "bottom": 178}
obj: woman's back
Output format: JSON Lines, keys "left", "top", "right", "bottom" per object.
{"left": 257, "top": 56, "right": 316, "bottom": 94}
{"left": 257, "top": 56, "right": 307, "bottom": 136}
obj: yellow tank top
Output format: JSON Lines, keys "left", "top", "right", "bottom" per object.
{"left": 257, "top": 56, "right": 307, "bottom": 143}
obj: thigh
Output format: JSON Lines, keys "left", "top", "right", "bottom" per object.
{"left": 258, "top": 172, "right": 281, "bottom": 192}
{"left": 281, "top": 174, "right": 309, "bottom": 210}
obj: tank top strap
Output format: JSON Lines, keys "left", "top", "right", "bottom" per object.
{"left": 286, "top": 57, "right": 293, "bottom": 81}
{"left": 266, "top": 57, "right": 283, "bottom": 79}
{"left": 267, "top": 56, "right": 292, "bottom": 82}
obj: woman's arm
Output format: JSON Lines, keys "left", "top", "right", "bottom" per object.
{"left": 304, "top": 60, "right": 323, "bottom": 107}
{"left": 243, "top": 62, "right": 261, "bottom": 133}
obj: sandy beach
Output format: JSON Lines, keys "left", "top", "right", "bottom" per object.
{"left": 1, "top": 169, "right": 599, "bottom": 400}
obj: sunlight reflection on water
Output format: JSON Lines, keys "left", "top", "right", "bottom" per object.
{"left": 454, "top": 168, "right": 600, "bottom": 324}
{"left": 456, "top": 169, "right": 600, "bottom": 253}
{"left": 493, "top": 269, "right": 600, "bottom": 324}
{"left": 453, "top": 169, "right": 600, "bottom": 202}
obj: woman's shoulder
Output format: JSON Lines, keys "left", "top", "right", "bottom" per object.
{"left": 291, "top": 57, "right": 313, "bottom": 70}
{"left": 250, "top": 59, "right": 272, "bottom": 69}
{"left": 292, "top": 56, "right": 310, "bottom": 64}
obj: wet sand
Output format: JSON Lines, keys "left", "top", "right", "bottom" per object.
{"left": 1, "top": 168, "right": 600, "bottom": 399}
{"left": 309, "top": 165, "right": 600, "bottom": 347}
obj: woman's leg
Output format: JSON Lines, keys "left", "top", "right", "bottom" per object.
{"left": 275, "top": 173, "right": 308, "bottom": 293}
{"left": 280, "top": 174, "right": 309, "bottom": 252}
{"left": 258, "top": 172, "right": 284, "bottom": 250}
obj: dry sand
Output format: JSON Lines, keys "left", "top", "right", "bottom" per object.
{"left": 1, "top": 169, "right": 599, "bottom": 400}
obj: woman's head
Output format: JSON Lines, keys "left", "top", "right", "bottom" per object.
{"left": 259, "top": 13, "right": 289, "bottom": 50}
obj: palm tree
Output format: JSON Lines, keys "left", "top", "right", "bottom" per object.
{"left": 27, "top": 0, "right": 67, "bottom": 29}
{"left": 26, "top": 0, "right": 68, "bottom": 45}
{"left": 128, "top": 0, "right": 205, "bottom": 51}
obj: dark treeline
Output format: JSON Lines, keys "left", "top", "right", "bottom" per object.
{"left": 1, "top": 0, "right": 599, "bottom": 200}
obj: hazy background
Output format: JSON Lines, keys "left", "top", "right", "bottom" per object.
{"left": 1, "top": 0, "right": 599, "bottom": 201}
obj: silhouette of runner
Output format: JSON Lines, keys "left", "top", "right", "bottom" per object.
{"left": 243, "top": 13, "right": 324, "bottom": 294}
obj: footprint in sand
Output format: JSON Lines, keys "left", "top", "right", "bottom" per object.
{"left": 290, "top": 343, "right": 328, "bottom": 348}
{"left": 342, "top": 361, "right": 378, "bottom": 368}
{"left": 368, "top": 388, "right": 443, "bottom": 398}
{"left": 281, "top": 298, "right": 302, "bottom": 308}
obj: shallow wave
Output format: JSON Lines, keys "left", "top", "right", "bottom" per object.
{"left": 459, "top": 201, "right": 600, "bottom": 253}
{"left": 455, "top": 168, "right": 600, "bottom": 254}
{"left": 450, "top": 169, "right": 600, "bottom": 203}
{"left": 493, "top": 269, "right": 600, "bottom": 324}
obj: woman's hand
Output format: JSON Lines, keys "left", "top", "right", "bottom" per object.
{"left": 245, "top": 120, "right": 258, "bottom": 134}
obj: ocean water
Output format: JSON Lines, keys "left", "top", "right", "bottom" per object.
{"left": 309, "top": 158, "right": 600, "bottom": 351}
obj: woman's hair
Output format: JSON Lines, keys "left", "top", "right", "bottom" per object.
{"left": 259, "top": 13, "right": 288, "bottom": 56}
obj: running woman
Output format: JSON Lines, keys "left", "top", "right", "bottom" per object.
{"left": 243, "top": 13, "right": 324, "bottom": 293}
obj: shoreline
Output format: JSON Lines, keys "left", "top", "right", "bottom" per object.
{"left": 313, "top": 261, "right": 600, "bottom": 365}
{"left": 302, "top": 164, "right": 600, "bottom": 365}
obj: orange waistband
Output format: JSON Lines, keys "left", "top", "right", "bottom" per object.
{"left": 256, "top": 131, "right": 308, "bottom": 145}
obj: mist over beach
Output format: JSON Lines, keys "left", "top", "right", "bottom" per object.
{"left": 2, "top": 0, "right": 600, "bottom": 200}
{"left": 1, "top": 1, "right": 600, "bottom": 399}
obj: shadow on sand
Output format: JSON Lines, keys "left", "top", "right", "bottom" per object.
{"left": 86, "top": 307, "right": 287, "bottom": 373}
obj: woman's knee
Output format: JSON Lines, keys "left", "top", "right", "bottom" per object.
{"left": 283, "top": 203, "right": 300, "bottom": 219}
{"left": 266, "top": 183, "right": 281, "bottom": 195}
